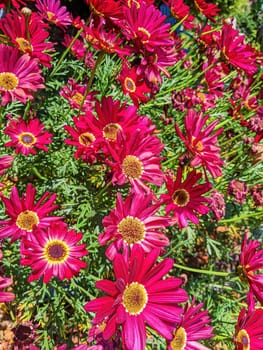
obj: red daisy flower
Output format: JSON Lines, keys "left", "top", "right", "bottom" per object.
{"left": 85, "top": 0, "right": 122, "bottom": 21}
{"left": 0, "top": 184, "right": 61, "bottom": 242}
{"left": 106, "top": 130, "right": 165, "bottom": 190}
{"left": 60, "top": 78, "right": 97, "bottom": 113}
{"left": 118, "top": 63, "right": 151, "bottom": 106}
{"left": 234, "top": 308, "right": 263, "bottom": 350}
{"left": 64, "top": 114, "right": 103, "bottom": 163}
{"left": 0, "top": 276, "right": 15, "bottom": 302}
{"left": 161, "top": 167, "right": 212, "bottom": 228}
{"left": 121, "top": 2, "right": 173, "bottom": 53}
{"left": 217, "top": 22, "right": 258, "bottom": 76}
{"left": 194, "top": 0, "right": 220, "bottom": 22}
{"left": 35, "top": 0, "right": 72, "bottom": 28}
{"left": 62, "top": 35, "right": 86, "bottom": 61}
{"left": 238, "top": 233, "right": 263, "bottom": 304}
{"left": 168, "top": 299, "right": 214, "bottom": 350}
{"left": 175, "top": 109, "right": 225, "bottom": 178}
{"left": 20, "top": 221, "right": 88, "bottom": 283}
{"left": 99, "top": 190, "right": 170, "bottom": 260}
{"left": 0, "top": 45, "right": 44, "bottom": 106}
{"left": 0, "top": 11, "right": 54, "bottom": 67}
{"left": 4, "top": 117, "right": 52, "bottom": 156}
{"left": 1, "top": 0, "right": 35, "bottom": 9}
{"left": 164, "top": 0, "right": 195, "bottom": 29}
{"left": 0, "top": 155, "right": 13, "bottom": 176}
{"left": 85, "top": 245, "right": 188, "bottom": 350}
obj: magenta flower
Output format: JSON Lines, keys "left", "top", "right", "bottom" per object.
{"left": 228, "top": 180, "right": 248, "bottom": 205}
{"left": 238, "top": 233, "right": 263, "bottom": 304}
{"left": 85, "top": 245, "right": 188, "bottom": 350}
{"left": 0, "top": 45, "right": 44, "bottom": 106}
{"left": 99, "top": 190, "right": 170, "bottom": 260}
{"left": 36, "top": 0, "right": 72, "bottom": 28}
{"left": 161, "top": 168, "right": 212, "bottom": 228}
{"left": 20, "top": 221, "right": 88, "bottom": 283}
{"left": 168, "top": 300, "right": 214, "bottom": 350}
{"left": 4, "top": 117, "right": 52, "bottom": 156}
{"left": 0, "top": 155, "right": 14, "bottom": 176}
{"left": 0, "top": 184, "right": 61, "bottom": 242}
{"left": 234, "top": 308, "right": 263, "bottom": 350}
{"left": 0, "top": 276, "right": 15, "bottom": 302}
{"left": 175, "top": 109, "right": 225, "bottom": 178}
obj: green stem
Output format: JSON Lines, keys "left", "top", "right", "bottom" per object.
{"left": 49, "top": 27, "right": 84, "bottom": 78}
{"left": 174, "top": 263, "right": 230, "bottom": 276}
{"left": 96, "top": 180, "right": 112, "bottom": 200}
{"left": 78, "top": 51, "right": 104, "bottom": 114}
{"left": 219, "top": 210, "right": 263, "bottom": 223}
{"left": 170, "top": 15, "right": 189, "bottom": 33}
{"left": 32, "top": 167, "right": 48, "bottom": 181}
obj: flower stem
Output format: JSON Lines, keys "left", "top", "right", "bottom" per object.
{"left": 174, "top": 263, "right": 230, "bottom": 276}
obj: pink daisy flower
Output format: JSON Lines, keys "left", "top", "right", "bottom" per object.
{"left": 99, "top": 190, "right": 170, "bottom": 260}
{"left": 0, "top": 11, "right": 54, "bottom": 67}
{"left": 35, "top": 0, "right": 72, "bottom": 28}
{"left": 168, "top": 299, "right": 214, "bottom": 350}
{"left": 238, "top": 233, "right": 263, "bottom": 304}
{"left": 85, "top": 245, "right": 188, "bottom": 350}
{"left": 175, "top": 109, "right": 225, "bottom": 178}
{"left": 194, "top": 0, "right": 220, "bottom": 22}
{"left": 164, "top": 0, "right": 195, "bottom": 29}
{"left": 106, "top": 130, "right": 165, "bottom": 190}
{"left": 0, "top": 184, "right": 61, "bottom": 242}
{"left": 0, "top": 276, "right": 15, "bottom": 303}
{"left": 217, "top": 22, "right": 258, "bottom": 76}
{"left": 161, "top": 167, "right": 212, "bottom": 228}
{"left": 234, "top": 308, "right": 263, "bottom": 350}
{"left": 0, "top": 155, "right": 14, "bottom": 176}
{"left": 4, "top": 117, "right": 52, "bottom": 156}
{"left": 85, "top": 0, "right": 122, "bottom": 21}
{"left": 0, "top": 45, "right": 45, "bottom": 106}
{"left": 20, "top": 221, "right": 88, "bottom": 283}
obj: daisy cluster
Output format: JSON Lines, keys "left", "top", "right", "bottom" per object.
{"left": 0, "top": 0, "right": 262, "bottom": 349}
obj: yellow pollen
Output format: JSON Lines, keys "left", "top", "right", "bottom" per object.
{"left": 79, "top": 132, "right": 95, "bottom": 146}
{"left": 138, "top": 27, "right": 151, "bottom": 44}
{"left": 89, "top": 3, "right": 104, "bottom": 16}
{"left": 16, "top": 37, "right": 32, "bottom": 53}
{"left": 103, "top": 123, "right": 122, "bottom": 141}
{"left": 47, "top": 11, "right": 55, "bottom": 21}
{"left": 235, "top": 329, "right": 250, "bottom": 350}
{"left": 0, "top": 72, "right": 19, "bottom": 91}
{"left": 124, "top": 77, "right": 136, "bottom": 93}
{"left": 127, "top": 0, "right": 140, "bottom": 8}
{"left": 172, "top": 189, "right": 190, "bottom": 207}
{"left": 71, "top": 92, "right": 84, "bottom": 106}
{"left": 122, "top": 282, "right": 148, "bottom": 315}
{"left": 16, "top": 210, "right": 39, "bottom": 231}
{"left": 18, "top": 132, "right": 37, "bottom": 147}
{"left": 237, "top": 265, "right": 253, "bottom": 284}
{"left": 43, "top": 239, "right": 69, "bottom": 264}
{"left": 191, "top": 136, "right": 204, "bottom": 152}
{"left": 170, "top": 327, "right": 187, "bottom": 350}
{"left": 118, "top": 216, "right": 145, "bottom": 245}
{"left": 122, "top": 155, "right": 143, "bottom": 179}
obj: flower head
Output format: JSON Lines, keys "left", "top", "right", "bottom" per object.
{"left": 99, "top": 190, "right": 170, "bottom": 260}
{"left": 0, "top": 45, "right": 44, "bottom": 106}
{"left": 175, "top": 109, "right": 225, "bottom": 178}
{"left": 0, "top": 155, "right": 14, "bottom": 176}
{"left": 85, "top": 245, "right": 188, "bottom": 350}
{"left": 228, "top": 180, "right": 248, "bottom": 205}
{"left": 20, "top": 221, "right": 88, "bottom": 283}
{"left": 234, "top": 308, "right": 263, "bottom": 350}
{"left": 238, "top": 233, "right": 263, "bottom": 304}
{"left": 194, "top": 0, "right": 220, "bottom": 22}
{"left": 161, "top": 168, "right": 212, "bottom": 228}
{"left": 4, "top": 117, "right": 52, "bottom": 156}
{"left": 0, "top": 184, "right": 61, "bottom": 242}
{"left": 36, "top": 0, "right": 72, "bottom": 28}
{"left": 168, "top": 299, "right": 214, "bottom": 350}
{"left": 0, "top": 275, "right": 15, "bottom": 302}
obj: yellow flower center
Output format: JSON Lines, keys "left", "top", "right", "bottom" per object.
{"left": 237, "top": 265, "right": 253, "bottom": 284}
{"left": 191, "top": 136, "right": 204, "bottom": 152}
{"left": 170, "top": 327, "right": 187, "bottom": 350}
{"left": 122, "top": 282, "right": 148, "bottom": 315}
{"left": 78, "top": 132, "right": 95, "bottom": 146}
{"left": 43, "top": 239, "right": 70, "bottom": 264}
{"left": 16, "top": 37, "right": 32, "bottom": 53}
{"left": 47, "top": 11, "right": 55, "bottom": 21}
{"left": 71, "top": 92, "right": 84, "bottom": 106}
{"left": 172, "top": 189, "right": 190, "bottom": 207}
{"left": 118, "top": 216, "right": 145, "bottom": 245}
{"left": 18, "top": 132, "right": 37, "bottom": 147}
{"left": 127, "top": 0, "right": 140, "bottom": 8}
{"left": 16, "top": 210, "right": 39, "bottom": 231}
{"left": 0, "top": 72, "right": 19, "bottom": 91}
{"left": 236, "top": 329, "right": 250, "bottom": 350}
{"left": 122, "top": 155, "right": 143, "bottom": 179}
{"left": 124, "top": 77, "right": 136, "bottom": 93}
{"left": 103, "top": 123, "right": 122, "bottom": 141}
{"left": 138, "top": 27, "right": 151, "bottom": 44}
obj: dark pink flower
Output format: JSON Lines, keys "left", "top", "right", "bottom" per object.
{"left": 0, "top": 155, "right": 14, "bottom": 176}
{"left": 36, "top": 0, "right": 72, "bottom": 28}
{"left": 0, "top": 276, "right": 15, "bottom": 302}
{"left": 228, "top": 180, "right": 248, "bottom": 205}
{"left": 85, "top": 245, "right": 188, "bottom": 350}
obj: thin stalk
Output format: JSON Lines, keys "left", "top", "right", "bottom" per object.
{"left": 174, "top": 263, "right": 231, "bottom": 276}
